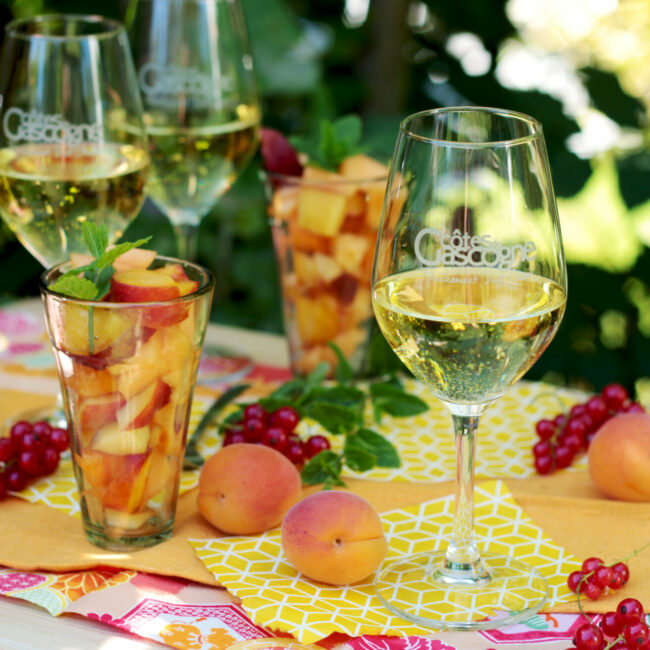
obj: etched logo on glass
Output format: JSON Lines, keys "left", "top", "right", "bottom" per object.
{"left": 3, "top": 108, "right": 101, "bottom": 144}
{"left": 138, "top": 63, "right": 221, "bottom": 108}
{"left": 414, "top": 228, "right": 537, "bottom": 268}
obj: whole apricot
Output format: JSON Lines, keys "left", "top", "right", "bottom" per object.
{"left": 281, "top": 490, "right": 387, "bottom": 585}
{"left": 588, "top": 412, "right": 650, "bottom": 501}
{"left": 198, "top": 443, "right": 302, "bottom": 535}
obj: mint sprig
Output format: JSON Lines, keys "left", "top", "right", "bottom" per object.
{"left": 289, "top": 114, "right": 365, "bottom": 171}
{"left": 49, "top": 222, "right": 151, "bottom": 300}
{"left": 190, "top": 344, "right": 429, "bottom": 488}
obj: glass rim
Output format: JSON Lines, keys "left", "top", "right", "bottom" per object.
{"left": 5, "top": 14, "right": 126, "bottom": 41}
{"left": 265, "top": 169, "right": 388, "bottom": 187}
{"left": 39, "top": 255, "right": 215, "bottom": 306}
{"left": 400, "top": 106, "right": 544, "bottom": 148}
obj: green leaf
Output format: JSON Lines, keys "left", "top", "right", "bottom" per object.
{"left": 183, "top": 384, "right": 250, "bottom": 469}
{"left": 369, "top": 382, "right": 429, "bottom": 418}
{"left": 355, "top": 428, "right": 400, "bottom": 468}
{"left": 305, "top": 362, "right": 330, "bottom": 389}
{"left": 83, "top": 222, "right": 109, "bottom": 259}
{"left": 301, "top": 450, "right": 345, "bottom": 486}
{"left": 94, "top": 237, "right": 152, "bottom": 270}
{"left": 329, "top": 342, "right": 353, "bottom": 384}
{"left": 343, "top": 436, "right": 376, "bottom": 472}
{"left": 303, "top": 385, "right": 365, "bottom": 409}
{"left": 303, "top": 401, "right": 358, "bottom": 435}
{"left": 48, "top": 275, "right": 99, "bottom": 300}
{"left": 93, "top": 265, "right": 115, "bottom": 300}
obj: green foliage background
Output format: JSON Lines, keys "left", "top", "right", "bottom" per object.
{"left": 1, "top": 0, "right": 649, "bottom": 397}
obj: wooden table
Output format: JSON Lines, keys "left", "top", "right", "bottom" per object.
{"left": 0, "top": 318, "right": 290, "bottom": 650}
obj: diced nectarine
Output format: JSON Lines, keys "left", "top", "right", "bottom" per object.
{"left": 91, "top": 422, "right": 151, "bottom": 455}
{"left": 117, "top": 379, "right": 171, "bottom": 430}
{"left": 290, "top": 225, "right": 331, "bottom": 254}
{"left": 64, "top": 362, "right": 119, "bottom": 398}
{"left": 113, "top": 248, "right": 157, "bottom": 272}
{"left": 295, "top": 294, "right": 339, "bottom": 345}
{"left": 338, "top": 154, "right": 389, "bottom": 180}
{"left": 110, "top": 270, "right": 181, "bottom": 303}
{"left": 79, "top": 392, "right": 126, "bottom": 435}
{"left": 107, "top": 329, "right": 163, "bottom": 398}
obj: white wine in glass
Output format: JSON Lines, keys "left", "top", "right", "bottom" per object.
{"left": 0, "top": 15, "right": 149, "bottom": 268}
{"left": 372, "top": 107, "right": 567, "bottom": 630}
{"left": 129, "top": 0, "right": 261, "bottom": 262}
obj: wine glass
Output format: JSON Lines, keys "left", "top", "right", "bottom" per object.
{"left": 0, "top": 14, "right": 149, "bottom": 427}
{"left": 372, "top": 107, "right": 567, "bottom": 630}
{"left": 128, "top": 0, "right": 261, "bottom": 262}
{"left": 0, "top": 14, "right": 149, "bottom": 268}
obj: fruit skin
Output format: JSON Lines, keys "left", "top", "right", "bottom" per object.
{"left": 281, "top": 490, "right": 387, "bottom": 585}
{"left": 197, "top": 443, "right": 302, "bottom": 535}
{"left": 588, "top": 413, "right": 650, "bottom": 501}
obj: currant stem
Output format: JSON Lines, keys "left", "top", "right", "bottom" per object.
{"left": 617, "top": 539, "right": 650, "bottom": 564}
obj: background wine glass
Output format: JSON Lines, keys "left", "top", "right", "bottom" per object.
{"left": 0, "top": 14, "right": 149, "bottom": 427}
{"left": 128, "top": 0, "right": 261, "bottom": 262}
{"left": 0, "top": 14, "right": 149, "bottom": 268}
{"left": 372, "top": 107, "right": 567, "bottom": 629}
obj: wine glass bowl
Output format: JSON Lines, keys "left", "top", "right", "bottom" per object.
{"left": 0, "top": 14, "right": 149, "bottom": 268}
{"left": 372, "top": 107, "right": 567, "bottom": 629}
{"left": 129, "top": 0, "right": 261, "bottom": 261}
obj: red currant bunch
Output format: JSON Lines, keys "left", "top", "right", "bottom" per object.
{"left": 572, "top": 598, "right": 648, "bottom": 650}
{"left": 568, "top": 557, "right": 630, "bottom": 601}
{"left": 0, "top": 419, "right": 69, "bottom": 500}
{"left": 533, "top": 383, "right": 644, "bottom": 475}
{"left": 221, "top": 403, "right": 330, "bottom": 466}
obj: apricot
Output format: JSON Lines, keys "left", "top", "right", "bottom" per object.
{"left": 197, "top": 443, "right": 302, "bottom": 535}
{"left": 588, "top": 412, "right": 650, "bottom": 501}
{"left": 281, "top": 491, "right": 387, "bottom": 585}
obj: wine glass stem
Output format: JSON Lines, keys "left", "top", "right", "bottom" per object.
{"left": 173, "top": 222, "right": 199, "bottom": 262}
{"left": 441, "top": 412, "right": 490, "bottom": 582}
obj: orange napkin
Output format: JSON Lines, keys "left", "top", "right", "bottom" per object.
{"left": 1, "top": 471, "right": 649, "bottom": 613}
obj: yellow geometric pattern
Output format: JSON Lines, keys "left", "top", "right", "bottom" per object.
{"left": 189, "top": 480, "right": 580, "bottom": 645}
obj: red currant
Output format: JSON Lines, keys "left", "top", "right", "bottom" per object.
{"left": 617, "top": 598, "right": 644, "bottom": 625}
{"left": 303, "top": 435, "right": 330, "bottom": 459}
{"left": 586, "top": 396, "right": 608, "bottom": 423}
{"left": 573, "top": 623, "right": 605, "bottom": 650}
{"left": 284, "top": 441, "right": 304, "bottom": 465}
{"left": 603, "top": 383, "right": 629, "bottom": 411}
{"left": 18, "top": 450, "right": 44, "bottom": 477}
{"left": 48, "top": 428, "right": 69, "bottom": 452}
{"left": 563, "top": 432, "right": 583, "bottom": 454}
{"left": 223, "top": 430, "right": 246, "bottom": 446}
{"left": 9, "top": 420, "right": 32, "bottom": 441}
{"left": 20, "top": 432, "right": 47, "bottom": 454}
{"left": 611, "top": 562, "right": 631, "bottom": 589}
{"left": 568, "top": 570, "right": 585, "bottom": 592}
{"left": 242, "top": 417, "right": 265, "bottom": 442}
{"left": 555, "top": 445, "right": 574, "bottom": 469}
{"left": 566, "top": 417, "right": 588, "bottom": 439}
{"left": 270, "top": 406, "right": 300, "bottom": 433}
{"left": 534, "top": 454, "right": 554, "bottom": 475}
{"left": 536, "top": 419, "right": 556, "bottom": 440}
{"left": 42, "top": 448, "right": 60, "bottom": 475}
{"left": 6, "top": 468, "right": 26, "bottom": 492}
{"left": 600, "top": 611, "right": 623, "bottom": 637}
{"left": 0, "top": 437, "right": 17, "bottom": 463}
{"left": 0, "top": 472, "right": 6, "bottom": 500}
{"left": 570, "top": 404, "right": 588, "bottom": 418}
{"left": 533, "top": 440, "right": 553, "bottom": 457}
{"left": 553, "top": 414, "right": 567, "bottom": 428}
{"left": 626, "top": 402, "right": 645, "bottom": 414}
{"left": 582, "top": 581, "right": 603, "bottom": 600}
{"left": 261, "top": 426, "right": 289, "bottom": 452}
{"left": 32, "top": 420, "right": 52, "bottom": 437}
{"left": 592, "top": 565, "right": 613, "bottom": 588}
{"left": 243, "top": 403, "right": 268, "bottom": 424}
{"left": 582, "top": 557, "right": 605, "bottom": 573}
{"left": 624, "top": 621, "right": 650, "bottom": 648}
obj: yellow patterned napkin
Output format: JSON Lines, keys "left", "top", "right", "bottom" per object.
{"left": 189, "top": 479, "right": 580, "bottom": 644}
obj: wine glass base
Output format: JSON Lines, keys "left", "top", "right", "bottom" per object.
{"left": 375, "top": 551, "right": 548, "bottom": 631}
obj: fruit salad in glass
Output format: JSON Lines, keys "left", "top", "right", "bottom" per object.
{"left": 262, "top": 123, "right": 389, "bottom": 377}
{"left": 40, "top": 240, "right": 214, "bottom": 550}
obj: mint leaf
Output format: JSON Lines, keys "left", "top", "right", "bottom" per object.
{"left": 302, "top": 385, "right": 365, "bottom": 410}
{"left": 95, "top": 237, "right": 151, "bottom": 270}
{"left": 370, "top": 382, "right": 429, "bottom": 419}
{"left": 355, "top": 428, "right": 400, "bottom": 468}
{"left": 343, "top": 435, "right": 376, "bottom": 472}
{"left": 289, "top": 114, "right": 365, "bottom": 171}
{"left": 48, "top": 275, "right": 100, "bottom": 300}
{"left": 303, "top": 402, "right": 359, "bottom": 435}
{"left": 329, "top": 342, "right": 353, "bottom": 384}
{"left": 83, "top": 222, "right": 109, "bottom": 259}
{"left": 301, "top": 450, "right": 345, "bottom": 487}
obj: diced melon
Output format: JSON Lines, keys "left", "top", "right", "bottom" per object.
{"left": 298, "top": 187, "right": 347, "bottom": 237}
{"left": 333, "top": 233, "right": 370, "bottom": 275}
{"left": 295, "top": 294, "right": 339, "bottom": 345}
{"left": 339, "top": 154, "right": 389, "bottom": 180}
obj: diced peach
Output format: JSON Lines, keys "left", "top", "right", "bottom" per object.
{"left": 175, "top": 280, "right": 199, "bottom": 296}
{"left": 333, "top": 233, "right": 370, "bottom": 275}
{"left": 113, "top": 248, "right": 157, "bottom": 272}
{"left": 345, "top": 190, "right": 367, "bottom": 218}
{"left": 141, "top": 449, "right": 176, "bottom": 504}
{"left": 91, "top": 422, "right": 151, "bottom": 455}
{"left": 290, "top": 225, "right": 331, "bottom": 254}
{"left": 79, "top": 392, "right": 126, "bottom": 434}
{"left": 110, "top": 269, "right": 181, "bottom": 303}
{"left": 57, "top": 304, "right": 133, "bottom": 356}
{"left": 295, "top": 294, "right": 339, "bottom": 345}
{"left": 159, "top": 325, "right": 193, "bottom": 377}
{"left": 341, "top": 288, "right": 372, "bottom": 328}
{"left": 365, "top": 185, "right": 387, "bottom": 229}
{"left": 338, "top": 153, "right": 389, "bottom": 180}
{"left": 107, "top": 329, "right": 163, "bottom": 398}
{"left": 117, "top": 379, "right": 171, "bottom": 430}
{"left": 64, "top": 362, "right": 119, "bottom": 398}
{"left": 298, "top": 188, "right": 347, "bottom": 237}
{"left": 312, "top": 253, "right": 342, "bottom": 284}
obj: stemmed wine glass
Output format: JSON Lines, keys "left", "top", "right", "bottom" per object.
{"left": 128, "top": 0, "right": 261, "bottom": 262}
{"left": 372, "top": 107, "right": 567, "bottom": 629}
{"left": 0, "top": 14, "right": 149, "bottom": 426}
{"left": 0, "top": 14, "right": 149, "bottom": 268}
